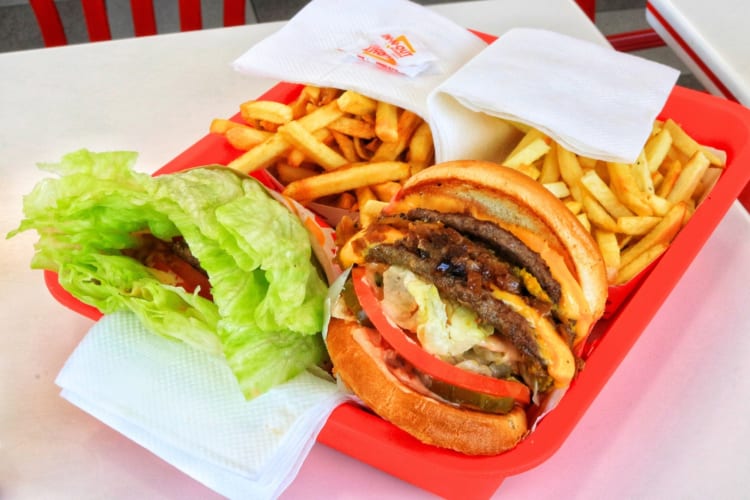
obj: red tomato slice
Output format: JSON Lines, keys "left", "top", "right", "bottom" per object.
{"left": 351, "top": 267, "right": 531, "bottom": 405}
{"left": 149, "top": 251, "right": 213, "bottom": 301}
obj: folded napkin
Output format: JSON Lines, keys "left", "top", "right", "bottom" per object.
{"left": 56, "top": 311, "right": 349, "bottom": 499}
{"left": 429, "top": 28, "right": 680, "bottom": 164}
{"left": 231, "top": 0, "right": 487, "bottom": 120}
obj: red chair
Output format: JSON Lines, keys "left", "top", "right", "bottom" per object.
{"left": 574, "top": 0, "right": 665, "bottom": 52}
{"left": 30, "top": 0, "right": 248, "bottom": 47}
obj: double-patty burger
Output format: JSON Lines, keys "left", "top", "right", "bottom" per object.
{"left": 326, "top": 160, "right": 608, "bottom": 455}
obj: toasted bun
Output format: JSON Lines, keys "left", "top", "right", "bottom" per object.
{"left": 382, "top": 160, "right": 608, "bottom": 340}
{"left": 327, "top": 317, "right": 529, "bottom": 455}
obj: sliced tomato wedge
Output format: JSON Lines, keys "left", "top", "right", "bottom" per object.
{"left": 351, "top": 267, "right": 531, "bottom": 405}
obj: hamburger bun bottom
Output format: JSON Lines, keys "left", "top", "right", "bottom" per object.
{"left": 326, "top": 316, "right": 529, "bottom": 455}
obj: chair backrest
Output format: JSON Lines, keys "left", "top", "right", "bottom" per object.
{"left": 30, "top": 0, "right": 248, "bottom": 47}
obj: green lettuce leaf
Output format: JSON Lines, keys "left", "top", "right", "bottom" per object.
{"left": 9, "top": 150, "right": 329, "bottom": 398}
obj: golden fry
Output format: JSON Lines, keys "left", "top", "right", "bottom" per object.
{"left": 538, "top": 142, "right": 560, "bottom": 184}
{"left": 278, "top": 121, "right": 348, "bottom": 171}
{"left": 663, "top": 118, "right": 724, "bottom": 166}
{"left": 616, "top": 242, "right": 668, "bottom": 285}
{"left": 582, "top": 193, "right": 619, "bottom": 232}
{"left": 503, "top": 132, "right": 550, "bottom": 169}
{"left": 607, "top": 162, "right": 653, "bottom": 216}
{"left": 619, "top": 201, "right": 687, "bottom": 269}
{"left": 666, "top": 151, "right": 710, "bottom": 204}
{"left": 557, "top": 147, "right": 584, "bottom": 201}
{"left": 644, "top": 128, "right": 672, "bottom": 173}
{"left": 375, "top": 101, "right": 399, "bottom": 143}
{"left": 210, "top": 118, "right": 244, "bottom": 134}
{"left": 225, "top": 126, "right": 273, "bottom": 151}
{"left": 228, "top": 133, "right": 291, "bottom": 174}
{"left": 656, "top": 158, "right": 682, "bottom": 199}
{"left": 580, "top": 169, "right": 634, "bottom": 219}
{"left": 327, "top": 116, "right": 376, "bottom": 139}
{"left": 594, "top": 229, "right": 621, "bottom": 283}
{"left": 407, "top": 120, "right": 434, "bottom": 173}
{"left": 337, "top": 90, "right": 377, "bottom": 115}
{"left": 275, "top": 163, "right": 319, "bottom": 184}
{"left": 282, "top": 161, "right": 410, "bottom": 202}
{"left": 543, "top": 181, "right": 570, "bottom": 199}
{"left": 240, "top": 100, "right": 293, "bottom": 124}
{"left": 616, "top": 216, "right": 661, "bottom": 235}
{"left": 371, "top": 181, "right": 401, "bottom": 202}
{"left": 371, "top": 110, "right": 422, "bottom": 162}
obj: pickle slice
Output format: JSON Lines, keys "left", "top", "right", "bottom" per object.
{"left": 426, "top": 378, "right": 516, "bottom": 414}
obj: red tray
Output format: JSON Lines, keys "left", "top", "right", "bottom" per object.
{"left": 44, "top": 81, "right": 750, "bottom": 498}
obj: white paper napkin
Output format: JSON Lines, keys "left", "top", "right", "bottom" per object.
{"left": 56, "top": 311, "right": 349, "bottom": 500}
{"left": 231, "top": 0, "right": 487, "bottom": 120}
{"left": 429, "top": 28, "right": 680, "bottom": 164}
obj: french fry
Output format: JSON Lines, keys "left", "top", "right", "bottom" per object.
{"left": 286, "top": 148, "right": 306, "bottom": 168}
{"left": 228, "top": 133, "right": 291, "bottom": 173}
{"left": 275, "top": 163, "right": 318, "bottom": 184}
{"left": 666, "top": 151, "right": 711, "bottom": 204}
{"left": 619, "top": 201, "right": 687, "bottom": 269}
{"left": 278, "top": 121, "right": 348, "bottom": 171}
{"left": 240, "top": 100, "right": 293, "bottom": 125}
{"left": 371, "top": 110, "right": 422, "bottom": 162}
{"left": 296, "top": 101, "right": 345, "bottom": 131}
{"left": 564, "top": 199, "right": 582, "bottom": 215}
{"left": 644, "top": 128, "right": 672, "bottom": 173}
{"left": 371, "top": 181, "right": 402, "bottom": 202}
{"left": 694, "top": 166, "right": 723, "bottom": 205}
{"left": 607, "top": 162, "right": 653, "bottom": 216}
{"left": 580, "top": 169, "right": 634, "bottom": 218}
{"left": 327, "top": 116, "right": 376, "bottom": 139}
{"left": 337, "top": 90, "right": 377, "bottom": 115}
{"left": 663, "top": 118, "right": 724, "bottom": 166}
{"left": 577, "top": 212, "right": 591, "bottom": 232}
{"left": 354, "top": 186, "right": 377, "bottom": 210}
{"left": 335, "top": 192, "right": 357, "bottom": 210}
{"left": 632, "top": 151, "right": 655, "bottom": 195}
{"left": 407, "top": 121, "right": 434, "bottom": 173}
{"left": 353, "top": 136, "right": 375, "bottom": 161}
{"left": 359, "top": 199, "right": 388, "bottom": 228}
{"left": 330, "top": 130, "right": 359, "bottom": 163}
{"left": 224, "top": 125, "right": 273, "bottom": 150}
{"left": 210, "top": 118, "right": 244, "bottom": 134}
{"left": 594, "top": 229, "right": 620, "bottom": 283}
{"left": 557, "top": 147, "right": 584, "bottom": 201}
{"left": 616, "top": 242, "right": 668, "bottom": 285}
{"left": 503, "top": 134, "right": 550, "bottom": 168}
{"left": 282, "top": 161, "right": 410, "bottom": 202}
{"left": 538, "top": 142, "right": 560, "bottom": 184}
{"left": 375, "top": 101, "right": 399, "bottom": 143}
{"left": 616, "top": 216, "right": 661, "bottom": 235}
{"left": 582, "top": 193, "right": 619, "bottom": 232}
{"left": 544, "top": 181, "right": 571, "bottom": 199}
{"left": 656, "top": 158, "right": 682, "bottom": 198}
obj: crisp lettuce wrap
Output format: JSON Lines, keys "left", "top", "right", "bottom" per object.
{"left": 9, "top": 149, "right": 330, "bottom": 398}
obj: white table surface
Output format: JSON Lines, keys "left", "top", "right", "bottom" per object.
{"left": 646, "top": 0, "right": 750, "bottom": 105}
{"left": 2, "top": 1, "right": 749, "bottom": 498}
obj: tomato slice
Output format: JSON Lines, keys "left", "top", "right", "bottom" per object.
{"left": 351, "top": 267, "right": 531, "bottom": 405}
{"left": 149, "top": 251, "right": 213, "bottom": 301}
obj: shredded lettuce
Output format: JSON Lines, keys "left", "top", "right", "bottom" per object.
{"left": 9, "top": 150, "right": 329, "bottom": 398}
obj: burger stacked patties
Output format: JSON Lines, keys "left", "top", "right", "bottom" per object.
{"left": 328, "top": 160, "right": 608, "bottom": 455}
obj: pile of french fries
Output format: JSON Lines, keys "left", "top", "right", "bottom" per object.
{"left": 210, "top": 85, "right": 724, "bottom": 288}
{"left": 499, "top": 119, "right": 725, "bottom": 285}
{"left": 210, "top": 85, "right": 434, "bottom": 210}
